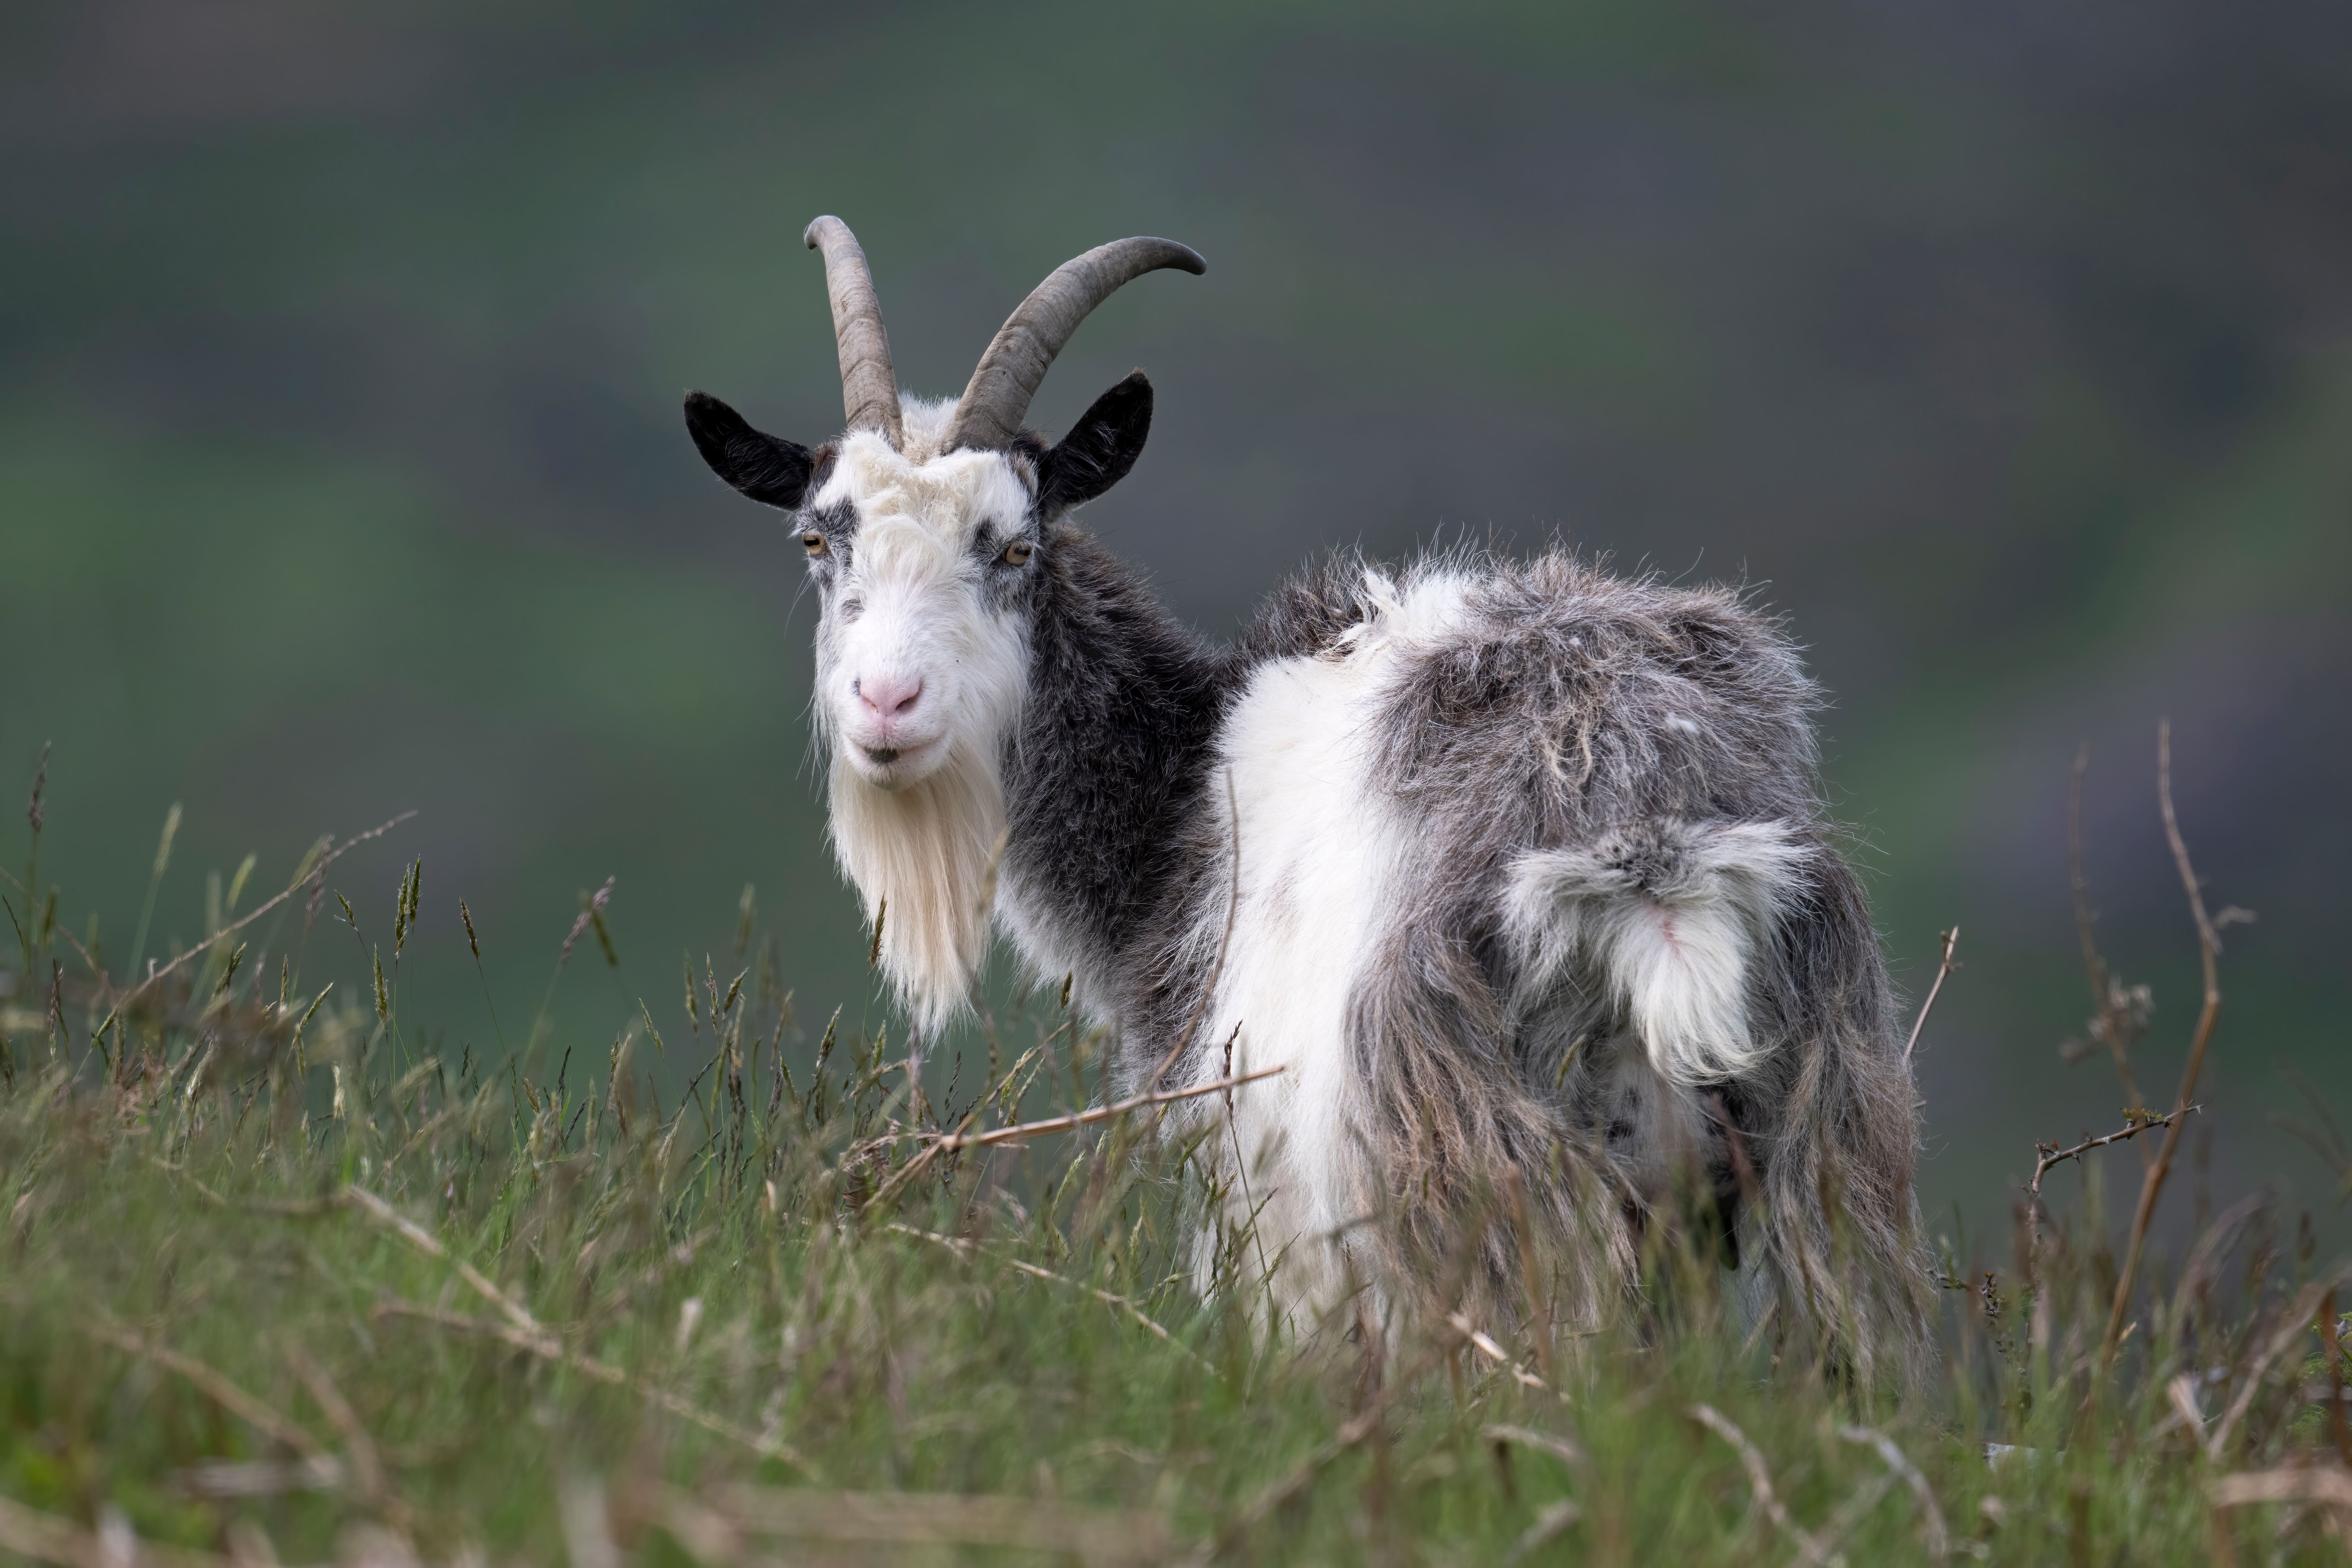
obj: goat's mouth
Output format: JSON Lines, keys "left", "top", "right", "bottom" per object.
{"left": 848, "top": 733, "right": 943, "bottom": 785}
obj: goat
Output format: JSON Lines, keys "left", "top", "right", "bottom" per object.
{"left": 682, "top": 217, "right": 1934, "bottom": 1381}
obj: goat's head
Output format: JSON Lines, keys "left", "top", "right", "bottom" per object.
{"left": 683, "top": 217, "right": 1203, "bottom": 1027}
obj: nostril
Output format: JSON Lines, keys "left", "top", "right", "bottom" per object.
{"left": 855, "top": 674, "right": 923, "bottom": 720}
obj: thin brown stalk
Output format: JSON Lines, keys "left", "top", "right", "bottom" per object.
{"left": 97, "top": 811, "right": 415, "bottom": 1028}
{"left": 2102, "top": 720, "right": 2225, "bottom": 1371}
{"left": 2212, "top": 1466, "right": 2352, "bottom": 1519}
{"left": 341, "top": 1183, "right": 539, "bottom": 1334}
{"left": 1482, "top": 1424, "right": 1586, "bottom": 1470}
{"left": 83, "top": 1322, "right": 329, "bottom": 1461}
{"left": 928, "top": 1065, "right": 1285, "bottom": 1150}
{"left": 2070, "top": 746, "right": 2145, "bottom": 1108}
{"left": 282, "top": 1344, "right": 385, "bottom": 1510}
{"left": 2026, "top": 1107, "right": 2200, "bottom": 1250}
{"left": 369, "top": 1301, "right": 819, "bottom": 1480}
{"left": 862, "top": 1038, "right": 1055, "bottom": 1209}
{"left": 2206, "top": 1280, "right": 2336, "bottom": 1460}
{"left": 1836, "top": 1425, "right": 1948, "bottom": 1562}
{"left": 1502, "top": 1501, "right": 1581, "bottom": 1565}
{"left": 1901, "top": 927, "right": 1958, "bottom": 1068}
{"left": 1448, "top": 1311, "right": 1559, "bottom": 1393}
{"left": 886, "top": 1222, "right": 1202, "bottom": 1360}
{"left": 1502, "top": 1165, "right": 1554, "bottom": 1382}
{"left": 2325, "top": 1290, "right": 2352, "bottom": 1467}
{"left": 1196, "top": 1330, "right": 1469, "bottom": 1563}
{"left": 1689, "top": 1404, "right": 1828, "bottom": 1567}
{"left": 0, "top": 1495, "right": 242, "bottom": 1568}
{"left": 704, "top": 1483, "right": 1171, "bottom": 1563}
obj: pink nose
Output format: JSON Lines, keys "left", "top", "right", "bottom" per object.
{"left": 856, "top": 673, "right": 924, "bottom": 722}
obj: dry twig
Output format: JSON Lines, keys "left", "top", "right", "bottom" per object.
{"left": 369, "top": 1301, "right": 818, "bottom": 1480}
{"left": 0, "top": 1496, "right": 248, "bottom": 1568}
{"left": 2102, "top": 720, "right": 2226, "bottom": 1370}
{"left": 1502, "top": 1501, "right": 1581, "bottom": 1565}
{"left": 283, "top": 1344, "right": 386, "bottom": 1511}
{"left": 2069, "top": 746, "right": 2145, "bottom": 1107}
{"left": 1901, "top": 927, "right": 1958, "bottom": 1068}
{"left": 2025, "top": 1106, "right": 2200, "bottom": 1249}
{"left": 2212, "top": 1465, "right": 2352, "bottom": 1521}
{"left": 1837, "top": 1424, "right": 1948, "bottom": 1562}
{"left": 2206, "top": 1280, "right": 2338, "bottom": 1460}
{"left": 1689, "top": 1404, "right": 1827, "bottom": 1566}
{"left": 887, "top": 1223, "right": 1201, "bottom": 1360}
{"left": 83, "top": 1322, "right": 329, "bottom": 1462}
{"left": 340, "top": 1184, "right": 540, "bottom": 1334}
{"left": 98, "top": 812, "right": 415, "bottom": 1027}
{"left": 928, "top": 1065, "right": 1285, "bottom": 1150}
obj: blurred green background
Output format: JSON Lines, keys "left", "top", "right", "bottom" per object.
{"left": 3, "top": 0, "right": 2347, "bottom": 1249}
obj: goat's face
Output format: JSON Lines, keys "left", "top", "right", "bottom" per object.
{"left": 801, "top": 420, "right": 1039, "bottom": 791}
{"left": 682, "top": 375, "right": 1154, "bottom": 792}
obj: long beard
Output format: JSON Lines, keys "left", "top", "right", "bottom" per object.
{"left": 828, "top": 742, "right": 1007, "bottom": 1038}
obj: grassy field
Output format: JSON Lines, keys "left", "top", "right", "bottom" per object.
{"left": 5, "top": 782, "right": 2351, "bottom": 1566}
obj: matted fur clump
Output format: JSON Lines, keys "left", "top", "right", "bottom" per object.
{"left": 683, "top": 217, "right": 1935, "bottom": 1384}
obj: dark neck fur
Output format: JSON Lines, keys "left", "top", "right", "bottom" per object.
{"left": 999, "top": 529, "right": 1227, "bottom": 975}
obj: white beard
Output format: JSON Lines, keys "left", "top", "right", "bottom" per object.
{"left": 827, "top": 740, "right": 1008, "bottom": 1040}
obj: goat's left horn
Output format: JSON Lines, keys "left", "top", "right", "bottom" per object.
{"left": 945, "top": 237, "right": 1205, "bottom": 454}
{"left": 805, "top": 215, "right": 905, "bottom": 449}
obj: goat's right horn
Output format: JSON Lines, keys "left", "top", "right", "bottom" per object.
{"left": 804, "top": 216, "right": 905, "bottom": 449}
{"left": 946, "top": 237, "right": 1205, "bottom": 454}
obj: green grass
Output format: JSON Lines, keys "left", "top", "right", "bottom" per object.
{"left": 5, "top": 816, "right": 2351, "bottom": 1566}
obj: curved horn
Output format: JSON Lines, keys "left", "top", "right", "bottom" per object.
{"left": 803, "top": 216, "right": 904, "bottom": 448}
{"left": 946, "top": 237, "right": 1205, "bottom": 453}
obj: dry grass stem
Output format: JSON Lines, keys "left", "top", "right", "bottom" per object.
{"left": 2070, "top": 745, "right": 2146, "bottom": 1109}
{"left": 2102, "top": 719, "right": 2227, "bottom": 1369}
{"left": 368, "top": 1300, "right": 819, "bottom": 1480}
{"left": 102, "top": 811, "right": 416, "bottom": 1025}
{"left": 283, "top": 1345, "right": 385, "bottom": 1511}
{"left": 1502, "top": 1500, "right": 1581, "bottom": 1565}
{"left": 1837, "top": 1424, "right": 1949, "bottom": 1561}
{"left": 700, "top": 1483, "right": 1171, "bottom": 1564}
{"left": 83, "top": 1323, "right": 329, "bottom": 1462}
{"left": 0, "top": 1495, "right": 254, "bottom": 1568}
{"left": 1902, "top": 926, "right": 1959, "bottom": 1067}
{"left": 888, "top": 1223, "right": 1200, "bottom": 1360}
{"left": 2211, "top": 1466, "right": 2352, "bottom": 1520}
{"left": 1482, "top": 1424, "right": 1585, "bottom": 1469}
{"left": 2206, "top": 1280, "right": 2337, "bottom": 1460}
{"left": 340, "top": 1185, "right": 539, "bottom": 1335}
{"left": 1689, "top": 1404, "right": 1829, "bottom": 1566}
{"left": 929, "top": 1064, "right": 1285, "bottom": 1150}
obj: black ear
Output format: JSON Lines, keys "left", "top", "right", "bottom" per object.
{"left": 1038, "top": 371, "right": 1154, "bottom": 515}
{"left": 683, "top": 391, "right": 815, "bottom": 509}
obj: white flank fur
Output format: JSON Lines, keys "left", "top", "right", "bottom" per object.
{"left": 1503, "top": 819, "right": 1808, "bottom": 1085}
{"left": 1178, "top": 567, "right": 1477, "bottom": 1324}
{"left": 813, "top": 403, "right": 1034, "bottom": 1037}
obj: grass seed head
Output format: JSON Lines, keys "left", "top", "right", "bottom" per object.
{"left": 25, "top": 739, "right": 49, "bottom": 835}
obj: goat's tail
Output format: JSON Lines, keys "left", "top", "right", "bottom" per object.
{"left": 1502, "top": 818, "right": 1808, "bottom": 1084}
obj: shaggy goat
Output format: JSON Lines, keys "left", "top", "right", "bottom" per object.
{"left": 683, "top": 217, "right": 1933, "bottom": 1380}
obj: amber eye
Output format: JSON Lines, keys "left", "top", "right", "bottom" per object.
{"left": 800, "top": 530, "right": 828, "bottom": 557}
{"left": 1001, "top": 539, "right": 1034, "bottom": 566}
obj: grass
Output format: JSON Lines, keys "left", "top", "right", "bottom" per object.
{"left": 5, "top": 777, "right": 2352, "bottom": 1566}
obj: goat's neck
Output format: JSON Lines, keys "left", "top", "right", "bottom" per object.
{"left": 995, "top": 529, "right": 1225, "bottom": 996}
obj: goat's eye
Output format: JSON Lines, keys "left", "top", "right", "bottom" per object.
{"left": 801, "top": 530, "right": 828, "bottom": 557}
{"left": 1001, "top": 539, "right": 1034, "bottom": 567}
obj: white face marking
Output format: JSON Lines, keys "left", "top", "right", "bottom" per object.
{"left": 801, "top": 416, "right": 1041, "bottom": 1037}
{"left": 806, "top": 429, "right": 1038, "bottom": 791}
